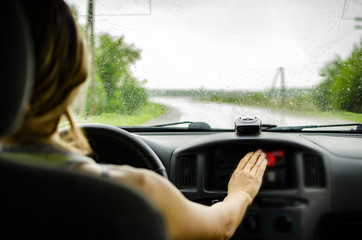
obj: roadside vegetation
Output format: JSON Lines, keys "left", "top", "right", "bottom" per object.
{"left": 194, "top": 39, "right": 361, "bottom": 123}
{"left": 199, "top": 90, "right": 362, "bottom": 123}
{"left": 67, "top": 103, "right": 165, "bottom": 127}
{"left": 67, "top": 6, "right": 164, "bottom": 126}
{"left": 149, "top": 39, "right": 362, "bottom": 123}
{"left": 313, "top": 40, "right": 362, "bottom": 114}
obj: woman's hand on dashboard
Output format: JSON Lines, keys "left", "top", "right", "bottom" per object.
{"left": 227, "top": 150, "right": 267, "bottom": 205}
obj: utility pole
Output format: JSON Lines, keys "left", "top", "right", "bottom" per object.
{"left": 269, "top": 68, "right": 280, "bottom": 99}
{"left": 269, "top": 67, "right": 286, "bottom": 105}
{"left": 342, "top": 0, "right": 362, "bottom": 30}
{"left": 86, "top": 0, "right": 97, "bottom": 115}
{"left": 280, "top": 67, "right": 286, "bottom": 106}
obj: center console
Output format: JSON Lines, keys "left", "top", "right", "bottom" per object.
{"left": 205, "top": 147, "right": 296, "bottom": 191}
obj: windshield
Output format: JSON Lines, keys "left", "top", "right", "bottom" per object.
{"left": 64, "top": 0, "right": 362, "bottom": 130}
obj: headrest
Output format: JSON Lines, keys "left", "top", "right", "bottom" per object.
{"left": 0, "top": 0, "right": 33, "bottom": 137}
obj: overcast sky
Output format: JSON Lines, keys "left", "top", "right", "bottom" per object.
{"left": 65, "top": 0, "right": 362, "bottom": 91}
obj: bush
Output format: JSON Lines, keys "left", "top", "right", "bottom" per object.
{"left": 313, "top": 40, "right": 362, "bottom": 113}
{"left": 86, "top": 76, "right": 148, "bottom": 115}
{"left": 92, "top": 33, "right": 148, "bottom": 115}
{"left": 312, "top": 80, "right": 333, "bottom": 111}
{"left": 244, "top": 92, "right": 268, "bottom": 106}
{"left": 120, "top": 83, "right": 148, "bottom": 115}
{"left": 330, "top": 43, "right": 362, "bottom": 113}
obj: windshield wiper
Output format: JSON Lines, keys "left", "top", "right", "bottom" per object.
{"left": 261, "top": 124, "right": 278, "bottom": 130}
{"left": 150, "top": 121, "right": 212, "bottom": 130}
{"left": 264, "top": 123, "right": 362, "bottom": 132}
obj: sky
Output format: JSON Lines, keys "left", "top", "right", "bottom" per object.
{"left": 65, "top": 0, "right": 362, "bottom": 91}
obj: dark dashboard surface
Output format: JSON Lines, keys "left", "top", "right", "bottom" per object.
{"left": 135, "top": 130, "right": 362, "bottom": 240}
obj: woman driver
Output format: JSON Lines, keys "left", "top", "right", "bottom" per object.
{"left": 1, "top": 0, "right": 267, "bottom": 239}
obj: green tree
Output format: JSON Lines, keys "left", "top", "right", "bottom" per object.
{"left": 93, "top": 34, "right": 148, "bottom": 115}
{"left": 313, "top": 40, "right": 362, "bottom": 113}
{"left": 96, "top": 34, "right": 140, "bottom": 101}
{"left": 70, "top": 5, "right": 148, "bottom": 116}
{"left": 330, "top": 41, "right": 362, "bottom": 113}
{"left": 313, "top": 56, "right": 343, "bottom": 111}
{"left": 120, "top": 83, "right": 148, "bottom": 114}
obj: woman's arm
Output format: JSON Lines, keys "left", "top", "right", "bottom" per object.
{"left": 78, "top": 150, "right": 267, "bottom": 240}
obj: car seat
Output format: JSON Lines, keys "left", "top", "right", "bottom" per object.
{"left": 0, "top": 1, "right": 168, "bottom": 239}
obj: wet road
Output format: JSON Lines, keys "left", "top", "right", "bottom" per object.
{"left": 143, "top": 97, "right": 351, "bottom": 129}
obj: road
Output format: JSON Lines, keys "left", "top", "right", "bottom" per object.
{"left": 143, "top": 97, "right": 351, "bottom": 129}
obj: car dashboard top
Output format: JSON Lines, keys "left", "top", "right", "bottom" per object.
{"left": 133, "top": 129, "right": 362, "bottom": 240}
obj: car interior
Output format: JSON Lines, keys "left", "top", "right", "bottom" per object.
{"left": 0, "top": 1, "right": 167, "bottom": 239}
{"left": 1, "top": 1, "right": 362, "bottom": 240}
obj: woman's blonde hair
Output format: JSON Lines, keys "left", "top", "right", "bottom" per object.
{"left": 6, "top": 0, "right": 92, "bottom": 155}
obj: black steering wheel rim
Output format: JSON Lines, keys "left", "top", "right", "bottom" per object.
{"left": 76, "top": 123, "right": 168, "bottom": 178}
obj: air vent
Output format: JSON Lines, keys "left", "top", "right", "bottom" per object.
{"left": 303, "top": 154, "right": 326, "bottom": 188}
{"left": 175, "top": 155, "right": 196, "bottom": 189}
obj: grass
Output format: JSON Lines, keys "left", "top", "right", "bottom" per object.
{"left": 258, "top": 99, "right": 362, "bottom": 123}
{"left": 60, "top": 102, "right": 165, "bottom": 128}
{"left": 201, "top": 94, "right": 362, "bottom": 124}
{"left": 304, "top": 110, "right": 362, "bottom": 123}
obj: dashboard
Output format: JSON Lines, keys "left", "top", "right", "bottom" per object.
{"left": 132, "top": 130, "right": 362, "bottom": 240}
{"left": 84, "top": 125, "right": 362, "bottom": 240}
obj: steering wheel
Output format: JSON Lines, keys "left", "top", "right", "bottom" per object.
{"left": 68, "top": 123, "right": 168, "bottom": 178}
